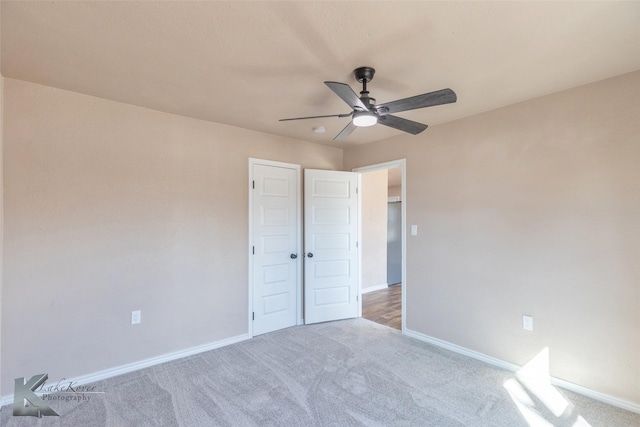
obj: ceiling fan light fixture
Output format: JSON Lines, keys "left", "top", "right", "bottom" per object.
{"left": 352, "top": 111, "right": 377, "bottom": 127}
{"left": 280, "top": 67, "right": 456, "bottom": 140}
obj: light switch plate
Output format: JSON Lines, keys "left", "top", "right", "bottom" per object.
{"left": 522, "top": 315, "right": 533, "bottom": 331}
{"left": 131, "top": 310, "right": 141, "bottom": 325}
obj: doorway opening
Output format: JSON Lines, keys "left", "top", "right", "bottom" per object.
{"left": 354, "top": 160, "right": 405, "bottom": 332}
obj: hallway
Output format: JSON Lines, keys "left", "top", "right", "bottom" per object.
{"left": 362, "top": 284, "right": 401, "bottom": 330}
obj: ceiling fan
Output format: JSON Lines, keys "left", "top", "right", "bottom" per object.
{"left": 280, "top": 67, "right": 457, "bottom": 140}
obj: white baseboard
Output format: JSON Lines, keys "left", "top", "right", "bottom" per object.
{"left": 549, "top": 377, "right": 640, "bottom": 414}
{"left": 362, "top": 283, "right": 388, "bottom": 294}
{"left": 403, "top": 328, "right": 640, "bottom": 415}
{"left": 0, "top": 333, "right": 250, "bottom": 408}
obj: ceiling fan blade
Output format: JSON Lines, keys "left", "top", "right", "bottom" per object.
{"left": 334, "top": 121, "right": 357, "bottom": 141}
{"left": 378, "top": 115, "right": 428, "bottom": 135}
{"left": 279, "top": 112, "right": 352, "bottom": 122}
{"left": 325, "top": 82, "right": 369, "bottom": 111}
{"left": 376, "top": 88, "right": 456, "bottom": 115}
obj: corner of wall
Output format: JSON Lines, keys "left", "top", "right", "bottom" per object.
{"left": 0, "top": 74, "right": 4, "bottom": 402}
{"left": 0, "top": 0, "right": 5, "bottom": 398}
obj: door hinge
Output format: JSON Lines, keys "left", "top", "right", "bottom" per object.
{"left": 357, "top": 295, "right": 359, "bottom": 302}
{"left": 252, "top": 180, "right": 255, "bottom": 189}
{"left": 252, "top": 312, "right": 255, "bottom": 321}
{"left": 252, "top": 246, "right": 255, "bottom": 255}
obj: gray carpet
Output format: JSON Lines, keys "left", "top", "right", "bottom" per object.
{"left": 2, "top": 318, "right": 638, "bottom": 426}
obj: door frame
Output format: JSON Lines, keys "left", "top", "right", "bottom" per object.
{"left": 353, "top": 159, "right": 407, "bottom": 333}
{"left": 248, "top": 158, "right": 303, "bottom": 338}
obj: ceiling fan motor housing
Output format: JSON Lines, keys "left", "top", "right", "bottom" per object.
{"left": 360, "top": 95, "right": 376, "bottom": 110}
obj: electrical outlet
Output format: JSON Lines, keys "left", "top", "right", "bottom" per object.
{"left": 131, "top": 310, "right": 141, "bottom": 325}
{"left": 522, "top": 315, "right": 533, "bottom": 331}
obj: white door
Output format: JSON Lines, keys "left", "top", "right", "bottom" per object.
{"left": 251, "top": 163, "right": 299, "bottom": 335}
{"left": 304, "top": 169, "right": 358, "bottom": 324}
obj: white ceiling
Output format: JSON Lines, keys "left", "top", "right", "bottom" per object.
{"left": 2, "top": 1, "right": 639, "bottom": 147}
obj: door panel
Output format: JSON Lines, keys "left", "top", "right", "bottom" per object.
{"left": 252, "top": 164, "right": 298, "bottom": 335}
{"left": 304, "top": 169, "right": 358, "bottom": 324}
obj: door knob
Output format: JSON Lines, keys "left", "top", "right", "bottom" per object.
{"left": 290, "top": 254, "right": 297, "bottom": 259}
{"left": 307, "top": 252, "right": 314, "bottom": 258}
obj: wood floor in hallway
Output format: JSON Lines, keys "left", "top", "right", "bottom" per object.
{"left": 362, "top": 283, "right": 401, "bottom": 330}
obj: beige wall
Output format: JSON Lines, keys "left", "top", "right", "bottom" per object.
{"left": 0, "top": 78, "right": 342, "bottom": 396}
{"left": 361, "top": 169, "right": 388, "bottom": 291}
{"left": 388, "top": 185, "right": 401, "bottom": 200}
{"left": 344, "top": 71, "right": 640, "bottom": 404}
